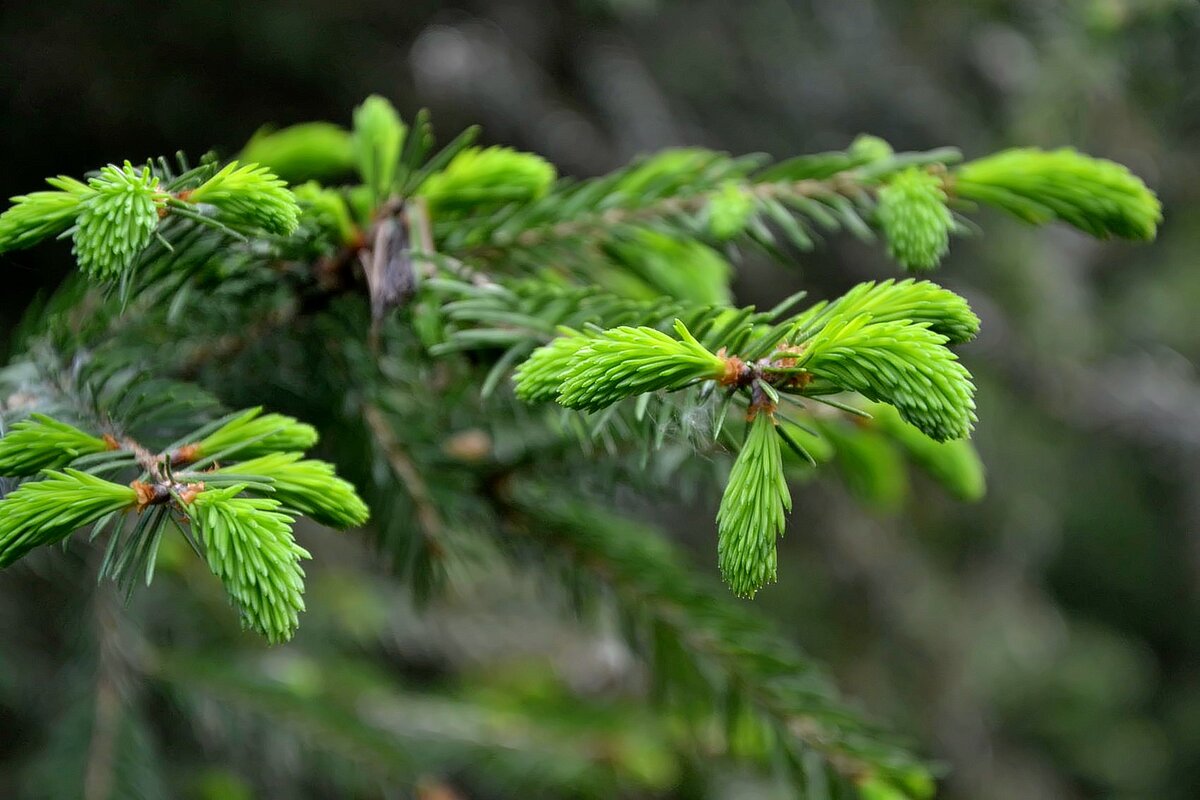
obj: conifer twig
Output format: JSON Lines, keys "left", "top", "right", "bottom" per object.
{"left": 474, "top": 175, "right": 864, "bottom": 256}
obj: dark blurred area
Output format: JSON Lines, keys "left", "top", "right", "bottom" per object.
{"left": 3, "top": 1, "right": 1200, "bottom": 797}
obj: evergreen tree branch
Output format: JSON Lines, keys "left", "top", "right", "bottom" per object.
{"left": 477, "top": 174, "right": 863, "bottom": 255}
{"left": 0, "top": 97, "right": 1166, "bottom": 798}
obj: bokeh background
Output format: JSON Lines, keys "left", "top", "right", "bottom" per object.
{"left": 2, "top": 1, "right": 1200, "bottom": 798}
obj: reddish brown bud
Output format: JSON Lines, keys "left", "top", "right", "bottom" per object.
{"left": 178, "top": 482, "right": 205, "bottom": 505}
{"left": 719, "top": 354, "right": 750, "bottom": 387}
{"left": 171, "top": 443, "right": 201, "bottom": 467}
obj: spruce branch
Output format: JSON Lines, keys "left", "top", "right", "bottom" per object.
{"left": 0, "top": 413, "right": 115, "bottom": 476}
{"left": 177, "top": 407, "right": 319, "bottom": 464}
{"left": 185, "top": 484, "right": 310, "bottom": 644}
{"left": 0, "top": 156, "right": 298, "bottom": 286}
{"left": 795, "top": 279, "right": 980, "bottom": 345}
{"left": 444, "top": 141, "right": 963, "bottom": 273}
{"left": 512, "top": 330, "right": 590, "bottom": 403}
{"left": 439, "top": 276, "right": 979, "bottom": 595}
{"left": 433, "top": 277, "right": 691, "bottom": 356}
{"left": 795, "top": 314, "right": 977, "bottom": 441}
{"left": 208, "top": 452, "right": 370, "bottom": 530}
{"left": 555, "top": 321, "right": 727, "bottom": 412}
{"left": 717, "top": 410, "right": 792, "bottom": 598}
{"left": 484, "top": 174, "right": 860, "bottom": 254}
{"left": 0, "top": 469, "right": 137, "bottom": 567}
{"left": 73, "top": 163, "right": 169, "bottom": 280}
{"left": 0, "top": 389, "right": 359, "bottom": 642}
{"left": 0, "top": 175, "right": 94, "bottom": 252}
{"left": 952, "top": 147, "right": 1161, "bottom": 240}
{"left": 183, "top": 161, "right": 300, "bottom": 235}
{"left": 0, "top": 96, "right": 1171, "bottom": 799}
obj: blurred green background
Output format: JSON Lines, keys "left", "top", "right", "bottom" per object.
{"left": 2, "top": 1, "right": 1199, "bottom": 797}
